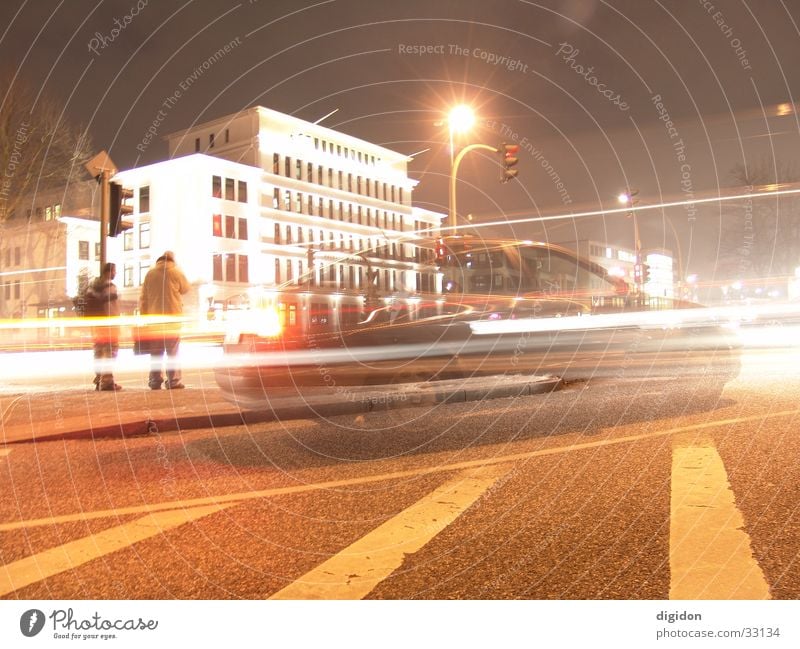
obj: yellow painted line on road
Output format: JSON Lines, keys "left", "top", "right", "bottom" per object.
{"left": 670, "top": 446, "right": 770, "bottom": 600}
{"left": 1, "top": 408, "right": 798, "bottom": 534}
{"left": 0, "top": 503, "right": 231, "bottom": 597}
{"left": 270, "top": 465, "right": 508, "bottom": 600}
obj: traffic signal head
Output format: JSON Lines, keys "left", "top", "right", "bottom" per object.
{"left": 435, "top": 238, "right": 447, "bottom": 262}
{"left": 108, "top": 182, "right": 134, "bottom": 237}
{"left": 500, "top": 143, "right": 520, "bottom": 183}
{"left": 642, "top": 263, "right": 651, "bottom": 284}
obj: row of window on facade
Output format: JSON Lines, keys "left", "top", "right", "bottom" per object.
{"left": 122, "top": 222, "right": 151, "bottom": 251}
{"left": 589, "top": 244, "right": 636, "bottom": 263}
{"left": 2, "top": 281, "right": 22, "bottom": 300}
{"left": 269, "top": 188, "right": 409, "bottom": 230}
{"left": 25, "top": 203, "right": 62, "bottom": 221}
{"left": 77, "top": 240, "right": 104, "bottom": 261}
{"left": 272, "top": 257, "right": 435, "bottom": 294}
{"left": 272, "top": 223, "right": 435, "bottom": 263}
{"left": 295, "top": 132, "right": 381, "bottom": 167}
{"left": 3, "top": 247, "right": 22, "bottom": 266}
{"left": 212, "top": 176, "right": 248, "bottom": 203}
{"left": 271, "top": 155, "right": 404, "bottom": 203}
{"left": 195, "top": 129, "right": 231, "bottom": 153}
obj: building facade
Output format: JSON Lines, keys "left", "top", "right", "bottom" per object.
{"left": 0, "top": 180, "right": 105, "bottom": 320}
{"left": 113, "top": 106, "right": 443, "bottom": 332}
{"left": 570, "top": 239, "right": 675, "bottom": 298}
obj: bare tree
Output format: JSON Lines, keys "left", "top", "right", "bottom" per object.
{"left": 0, "top": 70, "right": 94, "bottom": 222}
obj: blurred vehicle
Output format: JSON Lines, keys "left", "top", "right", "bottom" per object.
{"left": 215, "top": 237, "right": 740, "bottom": 409}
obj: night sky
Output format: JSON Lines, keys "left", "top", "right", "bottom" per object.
{"left": 2, "top": 0, "right": 799, "bottom": 279}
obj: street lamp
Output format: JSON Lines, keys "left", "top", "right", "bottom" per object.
{"left": 618, "top": 189, "right": 642, "bottom": 295}
{"left": 445, "top": 105, "right": 497, "bottom": 231}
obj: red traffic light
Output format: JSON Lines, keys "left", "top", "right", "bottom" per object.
{"left": 499, "top": 143, "right": 520, "bottom": 183}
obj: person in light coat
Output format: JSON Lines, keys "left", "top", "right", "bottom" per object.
{"left": 139, "top": 251, "right": 190, "bottom": 389}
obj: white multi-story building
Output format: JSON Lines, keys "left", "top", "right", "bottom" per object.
{"left": 114, "top": 106, "right": 443, "bottom": 332}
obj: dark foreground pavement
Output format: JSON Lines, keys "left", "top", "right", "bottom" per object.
{"left": 0, "top": 374, "right": 562, "bottom": 445}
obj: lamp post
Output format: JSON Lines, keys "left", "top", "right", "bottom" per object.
{"left": 618, "top": 190, "right": 642, "bottom": 296}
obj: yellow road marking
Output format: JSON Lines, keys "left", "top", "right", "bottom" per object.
{"left": 670, "top": 446, "right": 770, "bottom": 600}
{"left": 0, "top": 504, "right": 230, "bottom": 597}
{"left": 270, "top": 465, "right": 508, "bottom": 599}
{"left": 1, "top": 408, "right": 797, "bottom": 533}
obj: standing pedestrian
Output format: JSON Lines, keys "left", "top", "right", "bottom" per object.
{"left": 86, "top": 262, "right": 121, "bottom": 391}
{"left": 139, "top": 251, "right": 190, "bottom": 389}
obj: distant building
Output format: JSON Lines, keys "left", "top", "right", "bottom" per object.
{"left": 113, "top": 106, "right": 444, "bottom": 332}
{"left": 0, "top": 180, "right": 106, "bottom": 319}
{"left": 568, "top": 239, "right": 675, "bottom": 298}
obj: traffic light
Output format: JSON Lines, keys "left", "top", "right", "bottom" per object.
{"left": 499, "top": 143, "right": 520, "bottom": 183}
{"left": 108, "top": 182, "right": 134, "bottom": 237}
{"left": 435, "top": 238, "right": 447, "bottom": 262}
{"left": 633, "top": 263, "right": 642, "bottom": 282}
{"left": 642, "top": 263, "right": 651, "bottom": 284}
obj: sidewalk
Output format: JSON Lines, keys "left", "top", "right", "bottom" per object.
{"left": 0, "top": 374, "right": 563, "bottom": 445}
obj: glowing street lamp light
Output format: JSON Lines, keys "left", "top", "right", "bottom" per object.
{"left": 448, "top": 104, "right": 476, "bottom": 134}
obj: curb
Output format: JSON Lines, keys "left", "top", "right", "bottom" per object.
{"left": 1, "top": 375, "right": 563, "bottom": 445}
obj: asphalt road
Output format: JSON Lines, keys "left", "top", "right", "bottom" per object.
{"left": 1, "top": 345, "right": 799, "bottom": 600}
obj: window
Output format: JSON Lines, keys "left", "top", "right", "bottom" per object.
{"left": 3, "top": 283, "right": 9, "bottom": 299}
{"left": 273, "top": 188, "right": 280, "bottom": 209}
{"left": 238, "top": 255, "right": 248, "bottom": 283}
{"left": 213, "top": 254, "right": 223, "bottom": 281}
{"left": 307, "top": 163, "right": 313, "bottom": 183}
{"left": 285, "top": 225, "right": 293, "bottom": 244}
{"left": 140, "top": 186, "right": 150, "bottom": 213}
{"left": 139, "top": 262, "right": 150, "bottom": 285}
{"left": 238, "top": 218, "right": 248, "bottom": 240}
{"left": 212, "top": 176, "right": 222, "bottom": 198}
{"left": 54, "top": 204, "right": 61, "bottom": 218}
{"left": 238, "top": 181, "right": 247, "bottom": 203}
{"left": 14, "top": 281, "right": 20, "bottom": 299}
{"left": 195, "top": 137, "right": 200, "bottom": 152}
{"left": 78, "top": 240, "right": 89, "bottom": 260}
{"left": 124, "top": 265, "right": 134, "bottom": 288}
{"left": 213, "top": 214, "right": 223, "bottom": 237}
{"left": 94, "top": 243, "right": 101, "bottom": 260}
{"left": 123, "top": 230, "right": 134, "bottom": 251}
{"left": 274, "top": 223, "right": 281, "bottom": 243}
{"left": 225, "top": 215, "right": 235, "bottom": 238}
{"left": 14, "top": 247, "right": 21, "bottom": 265}
{"left": 295, "top": 159, "right": 302, "bottom": 181}
{"left": 285, "top": 156, "right": 291, "bottom": 177}
{"left": 226, "top": 253, "right": 236, "bottom": 281}
{"left": 139, "top": 222, "right": 150, "bottom": 249}
{"left": 225, "top": 128, "right": 230, "bottom": 144}
{"left": 209, "top": 133, "right": 215, "bottom": 149}
{"left": 273, "top": 153, "right": 280, "bottom": 175}
{"left": 225, "top": 178, "right": 235, "bottom": 201}
{"left": 286, "top": 259, "right": 293, "bottom": 282}
{"left": 275, "top": 258, "right": 281, "bottom": 284}
{"left": 45, "top": 206, "right": 52, "bottom": 221}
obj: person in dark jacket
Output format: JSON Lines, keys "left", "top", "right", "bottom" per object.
{"left": 86, "top": 262, "right": 121, "bottom": 391}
